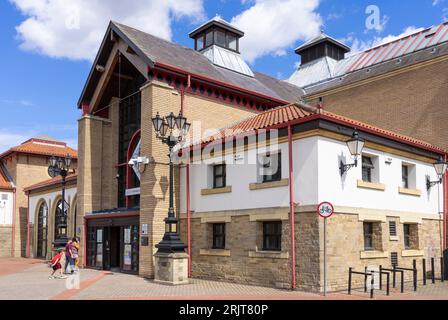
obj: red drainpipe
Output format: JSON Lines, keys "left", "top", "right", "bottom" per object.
{"left": 288, "top": 125, "right": 296, "bottom": 289}
{"left": 11, "top": 188, "right": 16, "bottom": 257}
{"left": 444, "top": 154, "right": 447, "bottom": 250}
{"left": 182, "top": 74, "right": 192, "bottom": 277}
{"left": 26, "top": 193, "right": 30, "bottom": 258}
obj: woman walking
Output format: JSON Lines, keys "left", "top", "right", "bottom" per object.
{"left": 72, "top": 237, "right": 80, "bottom": 272}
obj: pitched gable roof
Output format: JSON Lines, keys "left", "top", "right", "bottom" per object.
{"left": 289, "top": 22, "right": 448, "bottom": 92}
{"left": 24, "top": 173, "right": 77, "bottom": 193}
{"left": 78, "top": 21, "right": 304, "bottom": 108}
{"left": 0, "top": 137, "right": 78, "bottom": 159}
{"left": 200, "top": 103, "right": 445, "bottom": 155}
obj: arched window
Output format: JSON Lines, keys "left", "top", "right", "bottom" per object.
{"left": 54, "top": 199, "right": 68, "bottom": 241}
{"left": 37, "top": 202, "right": 48, "bottom": 258}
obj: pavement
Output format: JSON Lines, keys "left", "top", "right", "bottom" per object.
{"left": 0, "top": 258, "right": 447, "bottom": 300}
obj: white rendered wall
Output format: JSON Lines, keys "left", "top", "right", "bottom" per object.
{"left": 180, "top": 137, "right": 319, "bottom": 213}
{"left": 28, "top": 187, "right": 77, "bottom": 224}
{"left": 317, "top": 136, "right": 441, "bottom": 216}
{"left": 180, "top": 135, "right": 442, "bottom": 217}
{"left": 0, "top": 191, "right": 13, "bottom": 225}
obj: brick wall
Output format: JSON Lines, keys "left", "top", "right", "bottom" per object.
{"left": 0, "top": 226, "right": 12, "bottom": 257}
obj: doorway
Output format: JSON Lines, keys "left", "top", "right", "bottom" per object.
{"left": 86, "top": 215, "right": 139, "bottom": 274}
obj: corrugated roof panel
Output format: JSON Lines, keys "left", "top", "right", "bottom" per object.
{"left": 434, "top": 24, "right": 448, "bottom": 44}
{"left": 202, "top": 45, "right": 254, "bottom": 77}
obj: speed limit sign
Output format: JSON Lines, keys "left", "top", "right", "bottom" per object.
{"left": 317, "top": 202, "right": 334, "bottom": 219}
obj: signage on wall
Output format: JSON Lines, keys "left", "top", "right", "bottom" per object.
{"left": 317, "top": 202, "right": 334, "bottom": 219}
{"left": 125, "top": 187, "right": 141, "bottom": 197}
{"left": 141, "top": 224, "right": 148, "bottom": 235}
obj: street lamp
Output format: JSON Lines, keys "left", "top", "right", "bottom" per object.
{"left": 340, "top": 129, "right": 365, "bottom": 176}
{"left": 48, "top": 154, "right": 72, "bottom": 248}
{"left": 426, "top": 156, "right": 448, "bottom": 190}
{"left": 151, "top": 111, "right": 191, "bottom": 252}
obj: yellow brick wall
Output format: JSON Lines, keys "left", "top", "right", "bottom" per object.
{"left": 138, "top": 81, "right": 259, "bottom": 278}
{"left": 307, "top": 59, "right": 448, "bottom": 150}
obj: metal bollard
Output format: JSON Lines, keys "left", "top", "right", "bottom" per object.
{"left": 441, "top": 257, "right": 445, "bottom": 282}
{"left": 413, "top": 259, "right": 417, "bottom": 292}
{"left": 348, "top": 267, "right": 352, "bottom": 295}
{"left": 431, "top": 258, "right": 435, "bottom": 284}
{"left": 392, "top": 263, "right": 396, "bottom": 288}
{"left": 386, "top": 272, "right": 390, "bottom": 296}
{"left": 379, "top": 265, "right": 383, "bottom": 290}
{"left": 364, "top": 266, "right": 368, "bottom": 293}
{"left": 422, "top": 258, "right": 426, "bottom": 285}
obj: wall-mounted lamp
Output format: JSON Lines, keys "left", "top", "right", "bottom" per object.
{"left": 340, "top": 129, "right": 365, "bottom": 176}
{"left": 426, "top": 156, "right": 447, "bottom": 190}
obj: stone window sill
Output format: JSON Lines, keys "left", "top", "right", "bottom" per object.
{"left": 360, "top": 250, "right": 388, "bottom": 259}
{"left": 201, "top": 186, "right": 232, "bottom": 196}
{"left": 249, "top": 179, "right": 289, "bottom": 191}
{"left": 357, "top": 180, "right": 386, "bottom": 191}
{"left": 401, "top": 249, "right": 424, "bottom": 257}
{"left": 398, "top": 187, "right": 421, "bottom": 197}
{"left": 248, "top": 250, "right": 289, "bottom": 259}
{"left": 389, "top": 235, "right": 399, "bottom": 241}
{"left": 199, "top": 249, "right": 231, "bottom": 257}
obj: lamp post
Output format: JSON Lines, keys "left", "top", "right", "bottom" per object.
{"left": 427, "top": 156, "right": 448, "bottom": 190}
{"left": 152, "top": 112, "right": 191, "bottom": 253}
{"left": 48, "top": 154, "right": 72, "bottom": 248}
{"left": 340, "top": 129, "right": 365, "bottom": 176}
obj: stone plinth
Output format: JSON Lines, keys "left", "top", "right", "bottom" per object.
{"left": 154, "top": 251, "right": 189, "bottom": 285}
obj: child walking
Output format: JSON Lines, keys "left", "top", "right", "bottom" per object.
{"left": 49, "top": 249, "right": 66, "bottom": 279}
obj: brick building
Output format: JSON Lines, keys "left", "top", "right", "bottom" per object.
{"left": 0, "top": 136, "right": 77, "bottom": 257}
{"left": 74, "top": 18, "right": 448, "bottom": 290}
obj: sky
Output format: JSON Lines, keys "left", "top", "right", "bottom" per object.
{"left": 0, "top": 0, "right": 447, "bottom": 152}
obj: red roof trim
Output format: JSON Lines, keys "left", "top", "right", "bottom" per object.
{"left": 153, "top": 62, "right": 291, "bottom": 105}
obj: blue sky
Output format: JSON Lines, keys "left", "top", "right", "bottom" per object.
{"left": 0, "top": 0, "right": 447, "bottom": 151}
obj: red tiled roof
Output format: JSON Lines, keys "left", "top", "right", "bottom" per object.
{"left": 202, "top": 103, "right": 315, "bottom": 144}
{"left": 199, "top": 103, "right": 446, "bottom": 154}
{"left": 0, "top": 166, "right": 13, "bottom": 190}
{"left": 0, "top": 137, "right": 78, "bottom": 159}
{"left": 24, "top": 173, "right": 77, "bottom": 193}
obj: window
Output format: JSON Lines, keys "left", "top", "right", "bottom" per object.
{"left": 404, "top": 224, "right": 411, "bottom": 249}
{"left": 215, "top": 30, "right": 226, "bottom": 47}
{"left": 227, "top": 34, "right": 237, "bottom": 51}
{"left": 196, "top": 35, "right": 204, "bottom": 50}
{"left": 205, "top": 31, "right": 213, "bottom": 47}
{"left": 259, "top": 152, "right": 282, "bottom": 183}
{"left": 212, "top": 223, "right": 226, "bottom": 249}
{"left": 402, "top": 165, "right": 409, "bottom": 189}
{"left": 362, "top": 156, "right": 374, "bottom": 182}
{"left": 363, "top": 222, "right": 374, "bottom": 250}
{"left": 37, "top": 202, "right": 48, "bottom": 258}
{"left": 213, "top": 164, "right": 226, "bottom": 189}
{"left": 389, "top": 221, "right": 397, "bottom": 237}
{"left": 54, "top": 200, "right": 67, "bottom": 241}
{"left": 263, "top": 221, "right": 282, "bottom": 251}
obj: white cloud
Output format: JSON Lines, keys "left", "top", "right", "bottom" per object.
{"left": 10, "top": 0, "right": 205, "bottom": 61}
{"left": 345, "top": 26, "right": 424, "bottom": 55}
{"left": 231, "top": 0, "right": 322, "bottom": 63}
{"left": 0, "top": 131, "right": 31, "bottom": 152}
{"left": 433, "top": 0, "right": 443, "bottom": 6}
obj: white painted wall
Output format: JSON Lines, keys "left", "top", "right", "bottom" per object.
{"left": 317, "top": 136, "right": 441, "bottom": 215}
{"left": 0, "top": 191, "right": 13, "bottom": 225}
{"left": 180, "top": 135, "right": 442, "bottom": 217}
{"left": 28, "top": 187, "right": 77, "bottom": 224}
